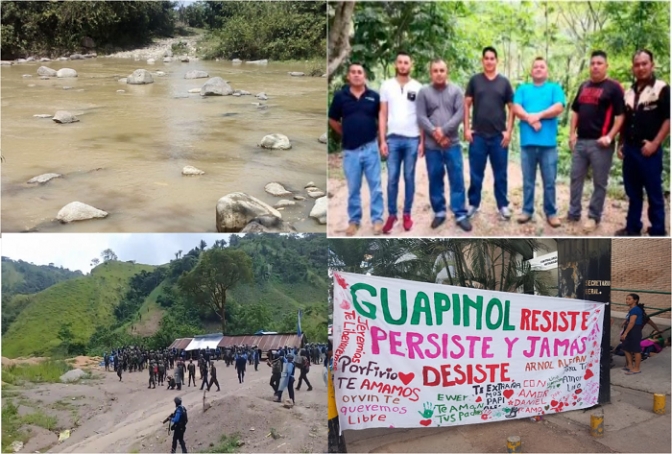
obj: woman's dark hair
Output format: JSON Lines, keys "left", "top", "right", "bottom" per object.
{"left": 628, "top": 293, "right": 640, "bottom": 303}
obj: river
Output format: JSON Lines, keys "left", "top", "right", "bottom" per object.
{"left": 1, "top": 58, "right": 326, "bottom": 232}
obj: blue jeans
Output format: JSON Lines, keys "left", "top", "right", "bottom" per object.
{"left": 623, "top": 144, "right": 665, "bottom": 235}
{"left": 521, "top": 146, "right": 558, "bottom": 217}
{"left": 343, "top": 140, "right": 384, "bottom": 225}
{"left": 425, "top": 145, "right": 467, "bottom": 219}
{"left": 468, "top": 133, "right": 509, "bottom": 209}
{"left": 386, "top": 135, "right": 419, "bottom": 216}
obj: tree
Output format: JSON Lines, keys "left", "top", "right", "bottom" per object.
{"left": 91, "top": 258, "right": 100, "bottom": 267}
{"left": 199, "top": 240, "right": 207, "bottom": 251}
{"left": 101, "top": 249, "right": 118, "bottom": 262}
{"left": 177, "top": 248, "right": 253, "bottom": 334}
{"left": 328, "top": 1, "right": 355, "bottom": 81}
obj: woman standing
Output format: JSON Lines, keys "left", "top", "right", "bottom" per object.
{"left": 621, "top": 293, "right": 644, "bottom": 375}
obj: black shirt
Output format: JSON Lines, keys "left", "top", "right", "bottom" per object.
{"left": 571, "top": 78, "right": 625, "bottom": 139}
{"left": 328, "top": 85, "right": 380, "bottom": 150}
{"left": 622, "top": 76, "right": 670, "bottom": 146}
{"left": 465, "top": 73, "right": 514, "bottom": 137}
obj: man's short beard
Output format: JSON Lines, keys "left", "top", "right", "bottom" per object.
{"left": 396, "top": 69, "right": 410, "bottom": 76}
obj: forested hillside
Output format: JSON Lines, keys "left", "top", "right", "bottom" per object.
{"left": 2, "top": 234, "right": 328, "bottom": 358}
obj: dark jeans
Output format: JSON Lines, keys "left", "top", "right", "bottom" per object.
{"left": 171, "top": 426, "right": 187, "bottom": 453}
{"left": 425, "top": 145, "right": 467, "bottom": 219}
{"left": 386, "top": 135, "right": 419, "bottom": 216}
{"left": 623, "top": 144, "right": 666, "bottom": 235}
{"left": 237, "top": 369, "right": 245, "bottom": 383}
{"left": 270, "top": 372, "right": 280, "bottom": 392}
{"left": 296, "top": 367, "right": 311, "bottom": 389}
{"left": 188, "top": 374, "right": 195, "bottom": 386}
{"left": 276, "top": 377, "right": 295, "bottom": 402}
{"left": 521, "top": 146, "right": 558, "bottom": 217}
{"left": 569, "top": 139, "right": 614, "bottom": 221}
{"left": 200, "top": 375, "right": 208, "bottom": 390}
{"left": 207, "top": 376, "right": 220, "bottom": 391}
{"left": 468, "top": 133, "right": 509, "bottom": 209}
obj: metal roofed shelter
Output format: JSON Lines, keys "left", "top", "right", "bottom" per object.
{"left": 185, "top": 333, "right": 224, "bottom": 351}
{"left": 217, "top": 332, "right": 306, "bottom": 351}
{"left": 168, "top": 338, "right": 193, "bottom": 350}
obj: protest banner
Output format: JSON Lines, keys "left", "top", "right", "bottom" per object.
{"left": 332, "top": 272, "right": 605, "bottom": 431}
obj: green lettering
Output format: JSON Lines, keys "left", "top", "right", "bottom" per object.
{"left": 351, "top": 283, "right": 377, "bottom": 320}
{"left": 433, "top": 292, "right": 450, "bottom": 325}
{"left": 411, "top": 292, "right": 432, "bottom": 325}
{"left": 452, "top": 294, "right": 461, "bottom": 326}
{"left": 485, "top": 298, "right": 503, "bottom": 330}
{"left": 382, "top": 288, "right": 407, "bottom": 325}
{"left": 503, "top": 300, "right": 515, "bottom": 331}
{"left": 463, "top": 295, "right": 483, "bottom": 330}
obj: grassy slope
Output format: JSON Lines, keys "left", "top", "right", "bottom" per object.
{"left": 2, "top": 261, "right": 154, "bottom": 358}
{"left": 125, "top": 281, "right": 167, "bottom": 336}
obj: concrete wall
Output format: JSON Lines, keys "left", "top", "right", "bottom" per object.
{"left": 611, "top": 239, "right": 671, "bottom": 318}
{"left": 609, "top": 312, "right": 671, "bottom": 347}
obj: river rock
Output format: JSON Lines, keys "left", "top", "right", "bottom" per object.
{"left": 310, "top": 196, "right": 327, "bottom": 224}
{"left": 27, "top": 173, "right": 62, "bottom": 184}
{"left": 233, "top": 92, "right": 241, "bottom": 97}
{"left": 56, "top": 68, "right": 78, "bottom": 78}
{"left": 26, "top": 56, "right": 36, "bottom": 62}
{"left": 60, "top": 368, "right": 87, "bottom": 383}
{"left": 52, "top": 111, "right": 79, "bottom": 124}
{"left": 16, "top": 59, "right": 26, "bottom": 63}
{"left": 246, "top": 59, "right": 268, "bottom": 65}
{"left": 118, "top": 78, "right": 127, "bottom": 84}
{"left": 127, "top": 69, "right": 154, "bottom": 85}
{"left": 188, "top": 88, "right": 201, "bottom": 93}
{"left": 40, "top": 76, "right": 50, "bottom": 80}
{"left": 117, "top": 90, "right": 125, "bottom": 93}
{"left": 240, "top": 215, "right": 296, "bottom": 233}
{"left": 163, "top": 57, "right": 172, "bottom": 63}
{"left": 165, "top": 50, "right": 173, "bottom": 57}
{"left": 84, "top": 52, "right": 97, "bottom": 59}
{"left": 294, "top": 195, "right": 306, "bottom": 201}
{"left": 180, "top": 56, "right": 190, "bottom": 63}
{"left": 62, "top": 86, "right": 72, "bottom": 90}
{"left": 185, "top": 70, "right": 209, "bottom": 80}
{"left": 58, "top": 57, "right": 69, "bottom": 61}
{"left": 34, "top": 114, "right": 52, "bottom": 118}
{"left": 40, "top": 57, "right": 51, "bottom": 62}
{"left": 274, "top": 199, "right": 296, "bottom": 208}
{"left": 70, "top": 53, "right": 84, "bottom": 60}
{"left": 1, "top": 61, "right": 13, "bottom": 65}
{"left": 264, "top": 182, "right": 292, "bottom": 196}
{"left": 239, "top": 90, "right": 251, "bottom": 95}
{"left": 307, "top": 189, "right": 325, "bottom": 198}
{"left": 232, "top": 58, "right": 242, "bottom": 64}
{"left": 216, "top": 192, "right": 282, "bottom": 232}
{"left": 37, "top": 66, "right": 57, "bottom": 77}
{"left": 182, "top": 165, "right": 205, "bottom": 176}
{"left": 201, "top": 77, "right": 233, "bottom": 96}
{"left": 155, "top": 71, "right": 166, "bottom": 76}
{"left": 10, "top": 441, "right": 23, "bottom": 452}
{"left": 319, "top": 133, "right": 327, "bottom": 144}
{"left": 57, "top": 202, "right": 108, "bottom": 223}
{"left": 147, "top": 58, "right": 156, "bottom": 64}
{"left": 259, "top": 134, "right": 291, "bottom": 150}
{"left": 288, "top": 72, "right": 305, "bottom": 77}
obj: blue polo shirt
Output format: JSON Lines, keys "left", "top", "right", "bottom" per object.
{"left": 513, "top": 81, "right": 565, "bottom": 147}
{"left": 328, "top": 85, "right": 380, "bottom": 150}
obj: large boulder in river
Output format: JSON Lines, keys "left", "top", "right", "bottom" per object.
{"left": 182, "top": 165, "right": 205, "bottom": 176}
{"left": 57, "top": 202, "right": 108, "bottom": 223}
{"left": 310, "top": 196, "right": 327, "bottom": 224}
{"left": 216, "top": 192, "right": 282, "bottom": 232}
{"left": 259, "top": 134, "right": 291, "bottom": 150}
{"left": 288, "top": 72, "right": 305, "bottom": 77}
{"left": 27, "top": 173, "right": 62, "bottom": 184}
{"left": 56, "top": 68, "right": 78, "bottom": 78}
{"left": 37, "top": 66, "right": 57, "bottom": 77}
{"left": 200, "top": 77, "right": 233, "bottom": 96}
{"left": 264, "top": 182, "right": 292, "bottom": 196}
{"left": 185, "top": 70, "right": 209, "bottom": 80}
{"left": 127, "top": 69, "right": 154, "bottom": 85}
{"left": 52, "top": 111, "right": 79, "bottom": 124}
{"left": 240, "top": 215, "right": 296, "bottom": 233}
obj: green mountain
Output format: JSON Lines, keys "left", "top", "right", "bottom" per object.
{"left": 2, "top": 234, "right": 328, "bottom": 358}
{"left": 1, "top": 257, "right": 84, "bottom": 336}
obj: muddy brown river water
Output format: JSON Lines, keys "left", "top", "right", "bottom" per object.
{"left": 1, "top": 58, "right": 326, "bottom": 232}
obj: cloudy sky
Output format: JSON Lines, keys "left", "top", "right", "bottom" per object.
{"left": 2, "top": 234, "right": 240, "bottom": 273}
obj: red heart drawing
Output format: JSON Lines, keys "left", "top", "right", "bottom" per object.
{"left": 590, "top": 351, "right": 594, "bottom": 356}
{"left": 475, "top": 396, "right": 482, "bottom": 403}
{"left": 575, "top": 389, "right": 582, "bottom": 395}
{"left": 584, "top": 369, "right": 594, "bottom": 380}
{"left": 334, "top": 273, "right": 349, "bottom": 289}
{"left": 503, "top": 390, "right": 514, "bottom": 399}
{"left": 339, "top": 300, "right": 351, "bottom": 310}
{"left": 398, "top": 372, "right": 415, "bottom": 385}
{"left": 572, "top": 402, "right": 576, "bottom": 406}
{"left": 420, "top": 419, "right": 432, "bottom": 426}
{"left": 551, "top": 400, "right": 559, "bottom": 407}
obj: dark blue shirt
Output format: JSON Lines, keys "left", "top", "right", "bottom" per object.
{"left": 328, "top": 85, "right": 380, "bottom": 150}
{"left": 626, "top": 305, "right": 644, "bottom": 326}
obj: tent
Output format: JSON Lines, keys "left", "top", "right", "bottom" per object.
{"left": 184, "top": 333, "right": 223, "bottom": 351}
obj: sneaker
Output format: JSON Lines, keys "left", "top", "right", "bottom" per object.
{"left": 517, "top": 213, "right": 532, "bottom": 224}
{"left": 467, "top": 206, "right": 479, "bottom": 218}
{"left": 583, "top": 218, "right": 598, "bottom": 233}
{"left": 499, "top": 206, "right": 512, "bottom": 220}
{"left": 373, "top": 221, "right": 383, "bottom": 235}
{"left": 431, "top": 217, "right": 446, "bottom": 229}
{"left": 403, "top": 214, "right": 413, "bottom": 231}
{"left": 615, "top": 227, "right": 641, "bottom": 236}
{"left": 345, "top": 223, "right": 358, "bottom": 236}
{"left": 382, "top": 215, "right": 397, "bottom": 234}
{"left": 456, "top": 217, "right": 472, "bottom": 232}
{"left": 547, "top": 216, "right": 561, "bottom": 228}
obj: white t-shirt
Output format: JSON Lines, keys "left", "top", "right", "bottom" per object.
{"left": 380, "top": 77, "right": 423, "bottom": 138}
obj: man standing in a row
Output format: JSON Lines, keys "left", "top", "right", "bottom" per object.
{"left": 617, "top": 49, "right": 669, "bottom": 236}
{"left": 329, "top": 63, "right": 384, "bottom": 236}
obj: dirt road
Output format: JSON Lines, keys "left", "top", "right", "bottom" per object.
{"left": 8, "top": 359, "right": 327, "bottom": 453}
{"left": 327, "top": 153, "right": 670, "bottom": 237}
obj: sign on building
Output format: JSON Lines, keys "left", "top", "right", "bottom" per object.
{"left": 332, "top": 272, "right": 604, "bottom": 431}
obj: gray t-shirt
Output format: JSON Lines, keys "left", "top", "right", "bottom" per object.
{"left": 466, "top": 73, "right": 514, "bottom": 137}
